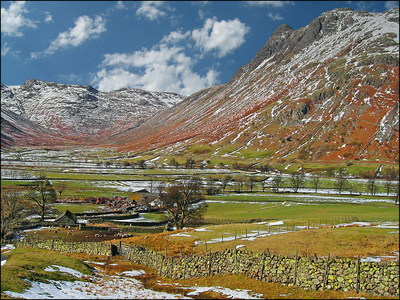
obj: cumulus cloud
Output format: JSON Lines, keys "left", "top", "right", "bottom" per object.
{"left": 267, "top": 12, "right": 283, "bottom": 20}
{"left": 44, "top": 11, "right": 54, "bottom": 23}
{"left": 1, "top": 42, "right": 10, "bottom": 56}
{"left": 385, "top": 1, "right": 399, "bottom": 10}
{"left": 31, "top": 15, "right": 106, "bottom": 58}
{"left": 191, "top": 17, "right": 250, "bottom": 58}
{"left": 91, "top": 43, "right": 220, "bottom": 95}
{"left": 246, "top": 1, "right": 295, "bottom": 7}
{"left": 115, "top": 1, "right": 125, "bottom": 10}
{"left": 136, "top": 1, "right": 167, "bottom": 20}
{"left": 1, "top": 1, "right": 37, "bottom": 36}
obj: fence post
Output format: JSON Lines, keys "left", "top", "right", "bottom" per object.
{"left": 307, "top": 220, "right": 310, "bottom": 229}
{"left": 160, "top": 255, "right": 164, "bottom": 277}
{"left": 268, "top": 226, "right": 270, "bottom": 234}
{"left": 208, "top": 250, "right": 212, "bottom": 276}
{"left": 119, "top": 241, "right": 122, "bottom": 255}
{"left": 235, "top": 230, "right": 236, "bottom": 240}
{"left": 294, "top": 251, "right": 298, "bottom": 286}
{"left": 221, "top": 233, "right": 223, "bottom": 243}
{"left": 356, "top": 255, "right": 360, "bottom": 293}
{"left": 261, "top": 251, "right": 265, "bottom": 279}
{"left": 323, "top": 253, "right": 330, "bottom": 290}
{"left": 235, "top": 248, "right": 238, "bottom": 275}
{"left": 246, "top": 227, "right": 247, "bottom": 237}
{"left": 183, "top": 255, "right": 187, "bottom": 279}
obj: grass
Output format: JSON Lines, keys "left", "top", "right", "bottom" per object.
{"left": 4, "top": 249, "right": 389, "bottom": 299}
{"left": 192, "top": 225, "right": 399, "bottom": 258}
{"left": 0, "top": 247, "right": 93, "bottom": 295}
{"left": 203, "top": 200, "right": 399, "bottom": 223}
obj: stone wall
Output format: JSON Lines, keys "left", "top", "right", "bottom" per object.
{"left": 13, "top": 239, "right": 399, "bottom": 297}
{"left": 124, "top": 244, "right": 399, "bottom": 297}
{"left": 15, "top": 239, "right": 113, "bottom": 256}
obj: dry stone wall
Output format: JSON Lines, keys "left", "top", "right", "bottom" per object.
{"left": 125, "top": 244, "right": 399, "bottom": 297}
{"left": 14, "top": 240, "right": 399, "bottom": 297}
{"left": 15, "top": 239, "right": 113, "bottom": 256}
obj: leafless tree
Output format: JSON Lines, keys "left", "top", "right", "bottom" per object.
{"left": 334, "top": 169, "right": 348, "bottom": 195}
{"left": 159, "top": 176, "right": 207, "bottom": 230}
{"left": 1, "top": 187, "right": 25, "bottom": 239}
{"left": 270, "top": 176, "right": 284, "bottom": 193}
{"left": 55, "top": 182, "right": 67, "bottom": 197}
{"left": 290, "top": 172, "right": 305, "bottom": 193}
{"left": 310, "top": 175, "right": 321, "bottom": 193}
{"left": 26, "top": 175, "right": 57, "bottom": 221}
{"left": 367, "top": 179, "right": 379, "bottom": 196}
{"left": 221, "top": 175, "right": 232, "bottom": 192}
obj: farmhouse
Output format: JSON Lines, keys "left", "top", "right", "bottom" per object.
{"left": 54, "top": 210, "right": 77, "bottom": 225}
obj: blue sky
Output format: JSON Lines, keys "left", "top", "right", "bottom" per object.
{"left": 1, "top": 1, "right": 399, "bottom": 95}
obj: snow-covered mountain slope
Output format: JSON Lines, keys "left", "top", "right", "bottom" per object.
{"left": 1, "top": 80, "right": 186, "bottom": 139}
{"left": 1, "top": 8, "right": 399, "bottom": 164}
{"left": 113, "top": 8, "right": 399, "bottom": 163}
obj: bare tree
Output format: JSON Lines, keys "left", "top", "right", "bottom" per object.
{"left": 367, "top": 179, "right": 379, "bottom": 196}
{"left": 334, "top": 169, "right": 348, "bottom": 195}
{"left": 206, "top": 176, "right": 220, "bottom": 195}
{"left": 159, "top": 176, "right": 207, "bottom": 230}
{"left": 1, "top": 187, "right": 25, "bottom": 239}
{"left": 26, "top": 175, "right": 57, "bottom": 221}
{"left": 233, "top": 175, "right": 246, "bottom": 192}
{"left": 383, "top": 180, "right": 392, "bottom": 196}
{"left": 246, "top": 176, "right": 258, "bottom": 192}
{"left": 55, "top": 182, "right": 67, "bottom": 197}
{"left": 270, "top": 176, "right": 284, "bottom": 193}
{"left": 261, "top": 178, "right": 269, "bottom": 192}
{"left": 290, "top": 172, "right": 305, "bottom": 193}
{"left": 310, "top": 175, "right": 321, "bottom": 193}
{"left": 185, "top": 158, "right": 196, "bottom": 169}
{"left": 221, "top": 175, "right": 232, "bottom": 192}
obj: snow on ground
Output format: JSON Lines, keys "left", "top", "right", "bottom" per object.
{"left": 2, "top": 264, "right": 265, "bottom": 299}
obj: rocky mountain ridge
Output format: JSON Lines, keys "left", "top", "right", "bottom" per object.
{"left": 1, "top": 80, "right": 186, "bottom": 143}
{"left": 111, "top": 7, "right": 399, "bottom": 163}
{"left": 1, "top": 8, "right": 399, "bottom": 164}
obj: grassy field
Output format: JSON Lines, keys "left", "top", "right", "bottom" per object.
{"left": 2, "top": 249, "right": 391, "bottom": 299}
{"left": 203, "top": 200, "right": 399, "bottom": 223}
{"left": 0, "top": 248, "right": 93, "bottom": 295}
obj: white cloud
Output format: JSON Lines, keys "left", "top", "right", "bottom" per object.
{"left": 267, "top": 12, "right": 283, "bottom": 20}
{"left": 136, "top": 1, "right": 167, "bottom": 20}
{"left": 1, "top": 42, "right": 10, "bottom": 56}
{"left": 246, "top": 1, "right": 295, "bottom": 7}
{"left": 115, "top": 1, "right": 125, "bottom": 10}
{"left": 31, "top": 15, "right": 106, "bottom": 58}
{"left": 91, "top": 43, "right": 220, "bottom": 95}
{"left": 191, "top": 17, "right": 250, "bottom": 58}
{"left": 160, "top": 30, "right": 191, "bottom": 44}
{"left": 44, "top": 11, "right": 53, "bottom": 23}
{"left": 385, "top": 1, "right": 399, "bottom": 10}
{"left": 1, "top": 1, "right": 37, "bottom": 37}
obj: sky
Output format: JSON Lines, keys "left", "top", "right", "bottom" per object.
{"left": 1, "top": 1, "right": 399, "bottom": 96}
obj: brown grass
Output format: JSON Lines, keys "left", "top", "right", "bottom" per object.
{"left": 112, "top": 229, "right": 198, "bottom": 256}
{"left": 202, "top": 226, "right": 399, "bottom": 258}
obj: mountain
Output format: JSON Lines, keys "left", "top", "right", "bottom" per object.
{"left": 106, "top": 7, "right": 398, "bottom": 164}
{"left": 1, "top": 8, "right": 399, "bottom": 164}
{"left": 1, "top": 80, "right": 186, "bottom": 146}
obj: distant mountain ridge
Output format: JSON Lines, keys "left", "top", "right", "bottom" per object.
{"left": 1, "top": 8, "right": 399, "bottom": 164}
{"left": 1, "top": 80, "right": 186, "bottom": 145}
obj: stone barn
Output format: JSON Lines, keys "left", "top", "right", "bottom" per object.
{"left": 54, "top": 210, "right": 77, "bottom": 225}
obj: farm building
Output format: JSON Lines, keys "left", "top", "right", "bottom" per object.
{"left": 54, "top": 210, "right": 78, "bottom": 225}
